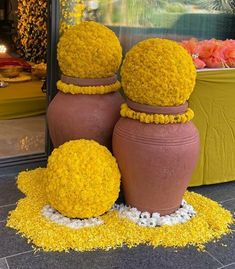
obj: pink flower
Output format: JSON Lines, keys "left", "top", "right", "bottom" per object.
{"left": 223, "top": 39, "right": 235, "bottom": 67}
{"left": 181, "top": 38, "right": 206, "bottom": 69}
{"left": 198, "top": 39, "right": 225, "bottom": 68}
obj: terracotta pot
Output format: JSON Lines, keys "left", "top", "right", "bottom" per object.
{"left": 112, "top": 100, "right": 200, "bottom": 215}
{"left": 47, "top": 91, "right": 123, "bottom": 150}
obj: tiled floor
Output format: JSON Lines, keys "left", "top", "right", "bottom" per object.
{"left": 0, "top": 116, "right": 45, "bottom": 159}
{"left": 0, "top": 178, "right": 234, "bottom": 269}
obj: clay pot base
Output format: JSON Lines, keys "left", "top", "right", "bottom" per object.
{"left": 7, "top": 168, "right": 234, "bottom": 252}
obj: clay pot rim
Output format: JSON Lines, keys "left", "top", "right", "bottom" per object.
{"left": 61, "top": 74, "right": 117, "bottom": 87}
{"left": 126, "top": 99, "right": 188, "bottom": 115}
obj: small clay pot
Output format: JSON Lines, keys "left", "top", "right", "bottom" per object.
{"left": 47, "top": 91, "right": 123, "bottom": 150}
{"left": 112, "top": 100, "right": 200, "bottom": 215}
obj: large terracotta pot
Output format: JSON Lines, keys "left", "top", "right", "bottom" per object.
{"left": 47, "top": 91, "right": 123, "bottom": 150}
{"left": 112, "top": 100, "right": 200, "bottom": 215}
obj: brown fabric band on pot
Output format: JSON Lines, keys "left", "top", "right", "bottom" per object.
{"left": 61, "top": 74, "right": 117, "bottom": 87}
{"left": 126, "top": 99, "right": 188, "bottom": 115}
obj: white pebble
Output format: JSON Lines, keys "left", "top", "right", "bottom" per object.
{"left": 117, "top": 199, "right": 196, "bottom": 228}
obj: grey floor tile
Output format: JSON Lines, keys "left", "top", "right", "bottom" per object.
{"left": 206, "top": 226, "right": 235, "bottom": 264}
{"left": 7, "top": 245, "right": 222, "bottom": 269}
{"left": 205, "top": 199, "right": 235, "bottom": 265}
{"left": 0, "top": 176, "right": 16, "bottom": 183}
{"left": 221, "top": 199, "right": 235, "bottom": 213}
{"left": 219, "top": 263, "right": 235, "bottom": 269}
{"left": 0, "top": 221, "right": 32, "bottom": 259}
{"left": 206, "top": 232, "right": 235, "bottom": 266}
{"left": 0, "top": 179, "right": 24, "bottom": 207}
{"left": 0, "top": 258, "right": 8, "bottom": 269}
{"left": 0, "top": 205, "right": 16, "bottom": 222}
{"left": 189, "top": 181, "right": 235, "bottom": 203}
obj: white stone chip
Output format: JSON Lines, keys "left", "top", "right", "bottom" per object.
{"left": 115, "top": 200, "right": 196, "bottom": 227}
{"left": 42, "top": 205, "right": 104, "bottom": 229}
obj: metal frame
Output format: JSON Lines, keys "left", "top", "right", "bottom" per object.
{"left": 0, "top": 0, "right": 60, "bottom": 177}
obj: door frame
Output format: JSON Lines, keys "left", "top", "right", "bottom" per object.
{"left": 0, "top": 0, "right": 60, "bottom": 178}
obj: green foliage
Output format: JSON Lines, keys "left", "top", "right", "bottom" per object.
{"left": 200, "top": 0, "right": 235, "bottom": 13}
{"left": 166, "top": 3, "right": 188, "bottom": 13}
{"left": 97, "top": 0, "right": 235, "bottom": 26}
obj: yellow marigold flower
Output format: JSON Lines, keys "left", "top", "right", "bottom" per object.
{"left": 121, "top": 38, "right": 196, "bottom": 106}
{"left": 7, "top": 172, "right": 234, "bottom": 253}
{"left": 57, "top": 21, "right": 122, "bottom": 79}
{"left": 120, "top": 103, "right": 194, "bottom": 124}
{"left": 57, "top": 80, "right": 121, "bottom": 95}
{"left": 45, "top": 140, "right": 121, "bottom": 219}
{"left": 59, "top": 0, "right": 85, "bottom": 34}
{"left": 16, "top": 0, "right": 47, "bottom": 63}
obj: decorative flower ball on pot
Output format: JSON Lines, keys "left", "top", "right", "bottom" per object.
{"left": 46, "top": 139, "right": 121, "bottom": 219}
{"left": 47, "top": 21, "right": 124, "bottom": 150}
{"left": 112, "top": 38, "right": 200, "bottom": 215}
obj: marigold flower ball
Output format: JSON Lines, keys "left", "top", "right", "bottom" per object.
{"left": 57, "top": 21, "right": 122, "bottom": 78}
{"left": 121, "top": 38, "right": 196, "bottom": 106}
{"left": 45, "top": 140, "right": 121, "bottom": 219}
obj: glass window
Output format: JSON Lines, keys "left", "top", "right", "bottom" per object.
{"left": 60, "top": 0, "right": 235, "bottom": 52}
{"left": 0, "top": 0, "right": 47, "bottom": 159}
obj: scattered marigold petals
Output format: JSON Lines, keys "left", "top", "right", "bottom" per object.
{"left": 7, "top": 168, "right": 234, "bottom": 252}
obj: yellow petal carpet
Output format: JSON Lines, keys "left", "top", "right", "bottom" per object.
{"left": 7, "top": 167, "right": 233, "bottom": 252}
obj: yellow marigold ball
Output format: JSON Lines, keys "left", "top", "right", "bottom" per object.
{"left": 45, "top": 140, "right": 121, "bottom": 219}
{"left": 121, "top": 38, "right": 196, "bottom": 106}
{"left": 57, "top": 21, "right": 122, "bottom": 78}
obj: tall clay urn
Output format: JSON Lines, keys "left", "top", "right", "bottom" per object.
{"left": 113, "top": 38, "right": 200, "bottom": 215}
{"left": 47, "top": 22, "right": 123, "bottom": 150}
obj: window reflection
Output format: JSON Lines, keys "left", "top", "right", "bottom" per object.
{"left": 60, "top": 0, "right": 235, "bottom": 52}
{"left": 0, "top": 0, "right": 46, "bottom": 159}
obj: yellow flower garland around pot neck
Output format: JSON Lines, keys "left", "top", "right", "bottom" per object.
{"left": 120, "top": 103, "right": 194, "bottom": 124}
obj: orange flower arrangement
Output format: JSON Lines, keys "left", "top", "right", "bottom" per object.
{"left": 198, "top": 39, "right": 225, "bottom": 68}
{"left": 223, "top": 39, "right": 235, "bottom": 68}
{"left": 181, "top": 39, "right": 206, "bottom": 69}
{"left": 181, "top": 38, "right": 235, "bottom": 69}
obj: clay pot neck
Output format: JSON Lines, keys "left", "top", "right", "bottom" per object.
{"left": 126, "top": 99, "right": 188, "bottom": 115}
{"left": 61, "top": 74, "right": 117, "bottom": 87}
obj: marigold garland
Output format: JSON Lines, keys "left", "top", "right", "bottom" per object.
{"left": 45, "top": 140, "right": 121, "bottom": 219}
{"left": 60, "top": 0, "right": 85, "bottom": 34}
{"left": 57, "top": 80, "right": 121, "bottom": 94}
{"left": 15, "top": 0, "right": 47, "bottom": 63}
{"left": 57, "top": 21, "right": 122, "bottom": 79}
{"left": 120, "top": 103, "right": 194, "bottom": 124}
{"left": 7, "top": 168, "right": 234, "bottom": 252}
{"left": 121, "top": 38, "right": 196, "bottom": 106}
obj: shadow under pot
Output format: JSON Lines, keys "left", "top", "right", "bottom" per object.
{"left": 112, "top": 100, "right": 200, "bottom": 216}
{"left": 47, "top": 76, "right": 123, "bottom": 150}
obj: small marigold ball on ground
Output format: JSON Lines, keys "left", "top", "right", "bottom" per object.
{"left": 57, "top": 21, "right": 122, "bottom": 78}
{"left": 46, "top": 140, "right": 121, "bottom": 219}
{"left": 121, "top": 38, "right": 196, "bottom": 106}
